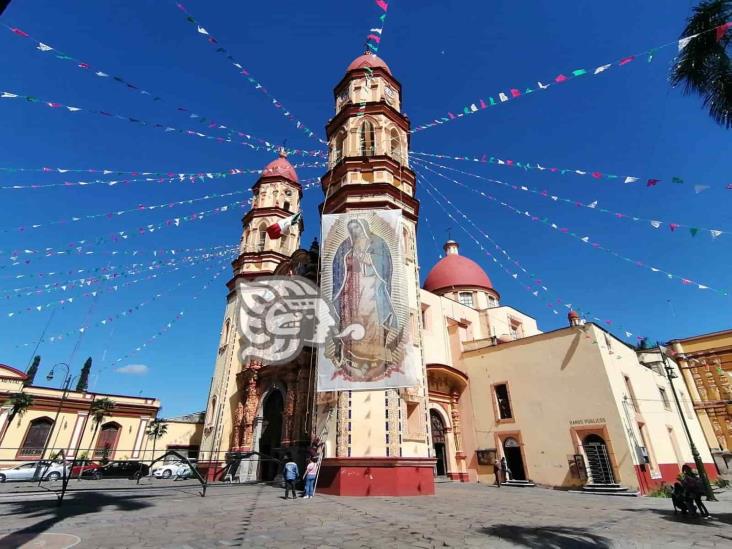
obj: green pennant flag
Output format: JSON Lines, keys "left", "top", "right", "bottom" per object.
{"left": 672, "top": 177, "right": 684, "bottom": 184}
{"left": 489, "top": 97, "right": 496, "bottom": 105}
{"left": 690, "top": 228, "right": 699, "bottom": 237}
{"left": 607, "top": 174, "right": 618, "bottom": 179}
{"left": 463, "top": 107, "right": 470, "bottom": 114}
{"left": 525, "top": 87, "right": 534, "bottom": 94}
{"left": 380, "top": 13, "right": 386, "bottom": 22}
{"left": 572, "top": 69, "right": 587, "bottom": 77}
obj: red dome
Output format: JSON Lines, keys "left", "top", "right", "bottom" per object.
{"left": 346, "top": 52, "right": 391, "bottom": 75}
{"left": 261, "top": 154, "right": 299, "bottom": 183}
{"left": 424, "top": 254, "right": 495, "bottom": 293}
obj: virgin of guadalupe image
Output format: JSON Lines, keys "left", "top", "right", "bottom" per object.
{"left": 331, "top": 218, "right": 401, "bottom": 381}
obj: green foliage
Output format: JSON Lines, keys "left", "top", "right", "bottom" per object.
{"left": 24, "top": 356, "right": 41, "bottom": 386}
{"left": 146, "top": 419, "right": 168, "bottom": 439}
{"left": 76, "top": 357, "right": 92, "bottom": 392}
{"left": 648, "top": 485, "right": 672, "bottom": 498}
{"left": 670, "top": 0, "right": 732, "bottom": 128}
{"left": 7, "top": 393, "right": 34, "bottom": 421}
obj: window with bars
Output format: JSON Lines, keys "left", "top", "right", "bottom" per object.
{"left": 458, "top": 291, "right": 474, "bottom": 307}
{"left": 359, "top": 121, "right": 375, "bottom": 156}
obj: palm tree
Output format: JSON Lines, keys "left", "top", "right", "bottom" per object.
{"left": 88, "top": 397, "right": 115, "bottom": 453}
{"left": 145, "top": 419, "right": 168, "bottom": 465}
{"left": 670, "top": 0, "right": 732, "bottom": 128}
{"left": 0, "top": 393, "right": 34, "bottom": 444}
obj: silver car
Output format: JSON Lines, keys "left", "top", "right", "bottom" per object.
{"left": 0, "top": 461, "right": 70, "bottom": 482}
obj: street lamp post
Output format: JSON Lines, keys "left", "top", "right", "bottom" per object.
{"left": 659, "top": 346, "right": 717, "bottom": 501}
{"left": 35, "top": 363, "right": 74, "bottom": 483}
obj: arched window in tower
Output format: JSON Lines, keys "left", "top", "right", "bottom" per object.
{"left": 333, "top": 131, "right": 346, "bottom": 165}
{"left": 359, "top": 120, "right": 375, "bottom": 157}
{"left": 223, "top": 318, "right": 231, "bottom": 342}
{"left": 257, "top": 223, "right": 268, "bottom": 252}
{"left": 390, "top": 128, "right": 401, "bottom": 163}
{"left": 283, "top": 200, "right": 291, "bottom": 212}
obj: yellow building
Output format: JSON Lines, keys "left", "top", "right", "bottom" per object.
{"left": 669, "top": 329, "right": 732, "bottom": 473}
{"left": 0, "top": 364, "right": 159, "bottom": 465}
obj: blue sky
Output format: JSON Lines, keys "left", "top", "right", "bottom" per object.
{"left": 0, "top": 1, "right": 729, "bottom": 416}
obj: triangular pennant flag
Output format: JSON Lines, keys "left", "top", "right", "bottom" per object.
{"left": 690, "top": 228, "right": 699, "bottom": 237}
{"left": 624, "top": 176, "right": 639, "bottom": 184}
{"left": 594, "top": 64, "right": 611, "bottom": 74}
{"left": 710, "top": 230, "right": 722, "bottom": 238}
{"left": 672, "top": 176, "right": 684, "bottom": 184}
{"left": 694, "top": 184, "right": 710, "bottom": 194}
{"left": 650, "top": 220, "right": 662, "bottom": 229}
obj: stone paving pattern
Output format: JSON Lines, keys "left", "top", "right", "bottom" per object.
{"left": 0, "top": 480, "right": 731, "bottom": 548}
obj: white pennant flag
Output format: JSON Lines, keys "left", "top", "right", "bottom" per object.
{"left": 537, "top": 81, "right": 549, "bottom": 89}
{"left": 678, "top": 34, "right": 699, "bottom": 52}
{"left": 698, "top": 284, "right": 709, "bottom": 290}
{"left": 66, "top": 106, "right": 81, "bottom": 112}
{"left": 37, "top": 43, "right": 53, "bottom": 52}
{"left": 470, "top": 103, "right": 478, "bottom": 112}
{"left": 625, "top": 331, "right": 632, "bottom": 338}
{"left": 1, "top": 92, "right": 18, "bottom": 98}
{"left": 197, "top": 26, "right": 209, "bottom": 35}
{"left": 512, "top": 273, "right": 518, "bottom": 279}
{"left": 694, "top": 185, "right": 710, "bottom": 194}
{"left": 650, "top": 220, "right": 662, "bottom": 229}
{"left": 499, "top": 93, "right": 509, "bottom": 102}
{"left": 594, "top": 64, "right": 611, "bottom": 75}
{"left": 581, "top": 236, "right": 590, "bottom": 242}
{"left": 588, "top": 200, "right": 598, "bottom": 208}
{"left": 710, "top": 230, "right": 722, "bottom": 238}
{"left": 624, "top": 176, "right": 639, "bottom": 184}
{"left": 575, "top": 170, "right": 586, "bottom": 175}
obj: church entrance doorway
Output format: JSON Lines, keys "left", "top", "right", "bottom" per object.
{"left": 430, "top": 409, "right": 448, "bottom": 477}
{"left": 583, "top": 434, "right": 615, "bottom": 484}
{"left": 258, "top": 390, "right": 284, "bottom": 482}
{"left": 502, "top": 437, "right": 526, "bottom": 481}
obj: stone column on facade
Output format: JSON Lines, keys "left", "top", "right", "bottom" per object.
{"left": 241, "top": 368, "right": 261, "bottom": 450}
{"left": 294, "top": 363, "right": 311, "bottom": 444}
{"left": 450, "top": 391, "right": 467, "bottom": 480}
{"left": 231, "top": 400, "right": 244, "bottom": 449}
{"left": 336, "top": 391, "right": 350, "bottom": 457}
{"left": 282, "top": 370, "right": 298, "bottom": 446}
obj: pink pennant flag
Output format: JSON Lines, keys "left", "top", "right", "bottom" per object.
{"left": 510, "top": 89, "right": 521, "bottom": 98}
{"left": 646, "top": 178, "right": 660, "bottom": 187}
{"left": 367, "top": 34, "right": 381, "bottom": 43}
{"left": 619, "top": 56, "right": 635, "bottom": 65}
{"left": 681, "top": 278, "right": 692, "bottom": 285}
{"left": 591, "top": 171, "right": 602, "bottom": 179}
{"left": 555, "top": 74, "right": 568, "bottom": 83}
{"left": 448, "top": 112, "right": 456, "bottom": 119}
{"left": 669, "top": 223, "right": 680, "bottom": 232}
{"left": 376, "top": 0, "right": 389, "bottom": 11}
{"left": 716, "top": 22, "right": 732, "bottom": 41}
{"left": 479, "top": 99, "right": 487, "bottom": 109}
{"left": 11, "top": 28, "right": 29, "bottom": 38}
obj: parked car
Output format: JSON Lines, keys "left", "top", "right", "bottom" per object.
{"left": 0, "top": 461, "right": 70, "bottom": 482}
{"left": 70, "top": 460, "right": 102, "bottom": 479}
{"left": 82, "top": 460, "right": 149, "bottom": 480}
{"left": 152, "top": 460, "right": 195, "bottom": 480}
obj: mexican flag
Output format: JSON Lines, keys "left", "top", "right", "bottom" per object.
{"left": 266, "top": 212, "right": 301, "bottom": 239}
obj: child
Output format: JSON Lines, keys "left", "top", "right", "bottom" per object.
{"left": 283, "top": 454, "right": 298, "bottom": 500}
{"left": 671, "top": 482, "right": 688, "bottom": 515}
{"left": 303, "top": 457, "right": 319, "bottom": 499}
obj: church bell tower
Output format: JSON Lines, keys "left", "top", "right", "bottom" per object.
{"left": 315, "top": 51, "right": 435, "bottom": 495}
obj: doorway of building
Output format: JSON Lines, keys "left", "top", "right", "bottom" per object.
{"left": 502, "top": 437, "right": 526, "bottom": 481}
{"left": 258, "top": 390, "right": 284, "bottom": 482}
{"left": 430, "top": 409, "right": 447, "bottom": 477}
{"left": 583, "top": 434, "right": 615, "bottom": 484}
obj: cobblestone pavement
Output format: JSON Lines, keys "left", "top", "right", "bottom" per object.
{"left": 0, "top": 480, "right": 730, "bottom": 548}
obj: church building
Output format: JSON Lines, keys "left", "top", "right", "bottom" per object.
{"left": 197, "top": 51, "right": 718, "bottom": 496}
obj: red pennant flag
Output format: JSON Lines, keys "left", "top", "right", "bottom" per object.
{"left": 669, "top": 223, "right": 680, "bottom": 232}
{"left": 367, "top": 34, "right": 381, "bottom": 43}
{"left": 591, "top": 171, "right": 602, "bottom": 179}
{"left": 619, "top": 56, "right": 635, "bottom": 65}
{"left": 555, "top": 74, "right": 568, "bottom": 83}
{"left": 11, "top": 28, "right": 29, "bottom": 37}
{"left": 647, "top": 178, "right": 660, "bottom": 187}
{"left": 716, "top": 22, "right": 732, "bottom": 41}
{"left": 510, "top": 89, "right": 521, "bottom": 98}
{"left": 376, "top": 0, "right": 389, "bottom": 12}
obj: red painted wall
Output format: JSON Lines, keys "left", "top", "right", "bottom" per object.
{"left": 633, "top": 462, "right": 719, "bottom": 494}
{"left": 318, "top": 458, "right": 436, "bottom": 496}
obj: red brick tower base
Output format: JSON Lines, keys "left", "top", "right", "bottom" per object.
{"left": 317, "top": 457, "right": 437, "bottom": 496}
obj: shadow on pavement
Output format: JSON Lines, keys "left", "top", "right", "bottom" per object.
{"left": 0, "top": 491, "right": 153, "bottom": 547}
{"left": 480, "top": 524, "right": 612, "bottom": 548}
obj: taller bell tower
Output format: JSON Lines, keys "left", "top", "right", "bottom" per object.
{"left": 316, "top": 51, "right": 435, "bottom": 496}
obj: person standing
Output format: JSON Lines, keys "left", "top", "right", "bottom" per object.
{"left": 303, "top": 457, "right": 319, "bottom": 499}
{"left": 500, "top": 456, "right": 509, "bottom": 483}
{"left": 283, "top": 454, "right": 299, "bottom": 500}
{"left": 493, "top": 457, "right": 502, "bottom": 488}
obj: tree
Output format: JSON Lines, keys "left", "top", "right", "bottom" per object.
{"left": 145, "top": 419, "right": 168, "bottom": 464}
{"left": 670, "top": 1, "right": 732, "bottom": 128}
{"left": 24, "top": 355, "right": 40, "bottom": 387}
{"left": 0, "top": 392, "right": 34, "bottom": 444}
{"left": 76, "top": 357, "right": 92, "bottom": 392}
{"left": 89, "top": 397, "right": 115, "bottom": 449}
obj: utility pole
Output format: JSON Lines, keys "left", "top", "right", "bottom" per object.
{"left": 659, "top": 345, "right": 717, "bottom": 501}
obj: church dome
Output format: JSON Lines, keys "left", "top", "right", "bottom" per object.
{"left": 261, "top": 151, "right": 299, "bottom": 183}
{"left": 423, "top": 240, "right": 495, "bottom": 293}
{"left": 346, "top": 51, "right": 392, "bottom": 75}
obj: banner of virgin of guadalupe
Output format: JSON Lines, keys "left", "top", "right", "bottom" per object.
{"left": 317, "top": 210, "right": 419, "bottom": 391}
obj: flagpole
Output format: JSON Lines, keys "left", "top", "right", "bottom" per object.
{"left": 658, "top": 345, "right": 717, "bottom": 501}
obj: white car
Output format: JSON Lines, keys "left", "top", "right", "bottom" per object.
{"left": 152, "top": 460, "right": 194, "bottom": 480}
{"left": 0, "top": 461, "right": 70, "bottom": 482}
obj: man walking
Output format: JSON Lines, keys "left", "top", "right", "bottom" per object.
{"left": 493, "top": 457, "right": 502, "bottom": 488}
{"left": 283, "top": 454, "right": 298, "bottom": 500}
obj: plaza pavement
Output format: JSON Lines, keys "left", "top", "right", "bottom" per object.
{"left": 0, "top": 479, "right": 730, "bottom": 548}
